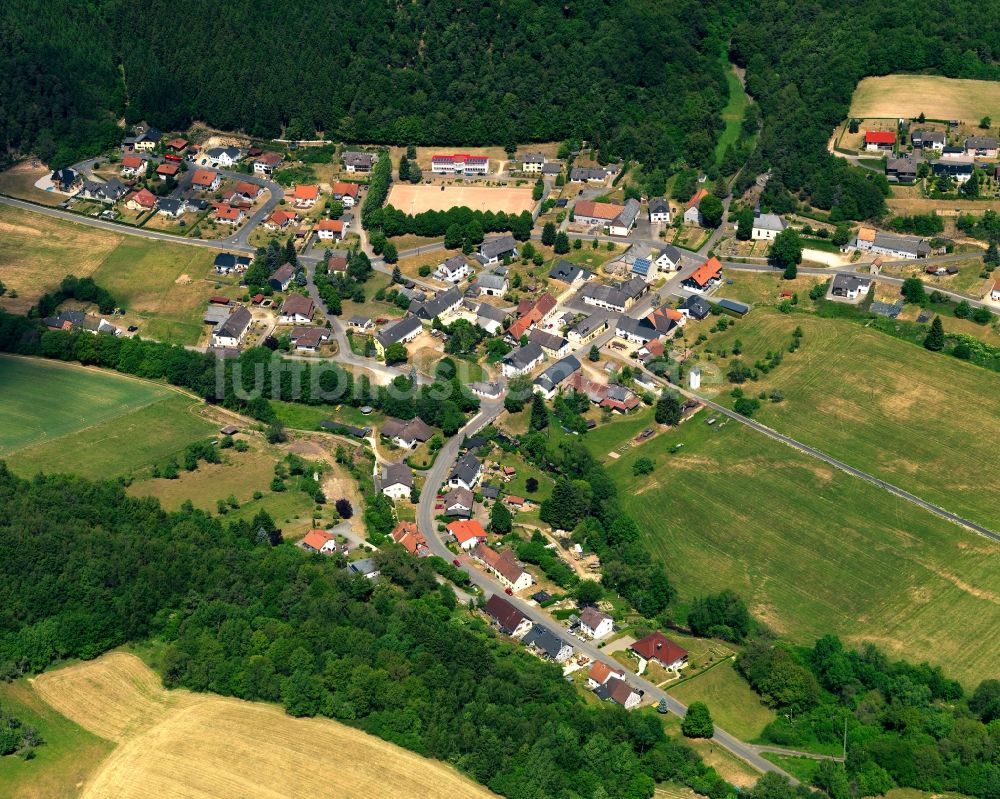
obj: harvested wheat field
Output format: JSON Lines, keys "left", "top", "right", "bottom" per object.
{"left": 850, "top": 75, "right": 1000, "bottom": 121}
{"left": 387, "top": 183, "right": 535, "bottom": 214}
{"left": 32, "top": 653, "right": 496, "bottom": 799}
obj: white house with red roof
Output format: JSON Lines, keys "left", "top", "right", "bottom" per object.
{"left": 292, "top": 184, "right": 320, "bottom": 208}
{"left": 630, "top": 631, "right": 689, "bottom": 674}
{"left": 332, "top": 182, "right": 360, "bottom": 208}
{"left": 301, "top": 529, "right": 338, "bottom": 554}
{"left": 865, "top": 131, "right": 896, "bottom": 152}
{"left": 192, "top": 169, "right": 221, "bottom": 192}
{"left": 125, "top": 188, "right": 157, "bottom": 211}
{"left": 586, "top": 660, "right": 627, "bottom": 690}
{"left": 446, "top": 519, "right": 487, "bottom": 550}
{"left": 683, "top": 188, "right": 709, "bottom": 225}
{"left": 315, "top": 219, "right": 345, "bottom": 241}
{"left": 990, "top": 279, "right": 1000, "bottom": 303}
{"left": 431, "top": 154, "right": 489, "bottom": 176}
{"left": 681, "top": 257, "right": 723, "bottom": 293}
{"left": 213, "top": 204, "right": 245, "bottom": 225}
{"left": 120, "top": 155, "right": 147, "bottom": 178}
{"left": 579, "top": 606, "right": 614, "bottom": 639}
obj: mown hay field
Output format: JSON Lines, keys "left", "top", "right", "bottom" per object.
{"left": 31, "top": 653, "right": 497, "bottom": 799}
{"left": 849, "top": 74, "right": 1000, "bottom": 121}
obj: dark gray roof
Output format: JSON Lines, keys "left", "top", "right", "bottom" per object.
{"left": 480, "top": 234, "right": 517, "bottom": 260}
{"left": 753, "top": 212, "right": 786, "bottom": 233}
{"left": 831, "top": 273, "right": 873, "bottom": 293}
{"left": 717, "top": 299, "right": 749, "bottom": 315}
{"left": 966, "top": 136, "right": 998, "bottom": 150}
{"left": 348, "top": 557, "right": 379, "bottom": 577}
{"left": 549, "top": 260, "right": 587, "bottom": 282}
{"left": 156, "top": 197, "right": 183, "bottom": 214}
{"left": 502, "top": 341, "right": 544, "bottom": 370}
{"left": 528, "top": 329, "right": 567, "bottom": 351}
{"left": 320, "top": 421, "right": 370, "bottom": 437}
{"left": 412, "top": 287, "right": 462, "bottom": 320}
{"left": 476, "top": 303, "right": 508, "bottom": 323}
{"left": 344, "top": 151, "right": 376, "bottom": 167}
{"left": 377, "top": 315, "right": 422, "bottom": 347}
{"left": 522, "top": 624, "right": 570, "bottom": 659}
{"left": 570, "top": 313, "right": 609, "bottom": 338}
{"left": 378, "top": 461, "right": 413, "bottom": 490}
{"left": 615, "top": 315, "right": 658, "bottom": 342}
{"left": 206, "top": 146, "right": 241, "bottom": 159}
{"left": 680, "top": 295, "right": 712, "bottom": 318}
{"left": 533, "top": 355, "right": 581, "bottom": 393}
{"left": 649, "top": 197, "right": 669, "bottom": 214}
{"left": 348, "top": 315, "right": 372, "bottom": 326}
{"left": 520, "top": 152, "right": 545, "bottom": 163}
{"left": 441, "top": 254, "right": 468, "bottom": 271}
{"left": 214, "top": 306, "right": 252, "bottom": 339}
{"left": 569, "top": 167, "right": 607, "bottom": 181}
{"left": 612, "top": 198, "right": 641, "bottom": 228}
{"left": 476, "top": 273, "right": 508, "bottom": 291}
{"left": 481, "top": 484, "right": 501, "bottom": 500}
{"left": 657, "top": 244, "right": 682, "bottom": 264}
{"left": 541, "top": 163, "right": 562, "bottom": 175}
{"left": 870, "top": 232, "right": 931, "bottom": 257}
{"left": 449, "top": 452, "right": 482, "bottom": 486}
{"left": 44, "top": 310, "right": 86, "bottom": 329}
{"left": 871, "top": 300, "right": 903, "bottom": 318}
{"left": 912, "top": 130, "right": 945, "bottom": 144}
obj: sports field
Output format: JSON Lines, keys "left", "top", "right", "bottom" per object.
{"left": 849, "top": 75, "right": 1000, "bottom": 121}
{"left": 0, "top": 204, "right": 220, "bottom": 344}
{"left": 0, "top": 356, "right": 215, "bottom": 478}
{"left": 608, "top": 411, "right": 1000, "bottom": 687}
{"left": 29, "top": 653, "right": 496, "bottom": 799}
{"left": 704, "top": 310, "right": 1000, "bottom": 532}
{"left": 387, "top": 183, "right": 535, "bottom": 214}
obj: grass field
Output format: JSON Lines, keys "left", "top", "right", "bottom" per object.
{"left": 759, "top": 753, "right": 820, "bottom": 784}
{"left": 850, "top": 75, "right": 1000, "bottom": 121}
{"left": 704, "top": 310, "right": 1000, "bottom": 532}
{"left": 0, "top": 356, "right": 215, "bottom": 479}
{"left": 386, "top": 183, "right": 535, "bottom": 214}
{"left": 0, "top": 204, "right": 221, "bottom": 344}
{"left": 715, "top": 64, "right": 749, "bottom": 166}
{"left": 607, "top": 409, "right": 1000, "bottom": 687}
{"left": 0, "top": 681, "right": 114, "bottom": 799}
{"left": 29, "top": 653, "right": 496, "bottom": 799}
{"left": 669, "top": 661, "right": 776, "bottom": 741}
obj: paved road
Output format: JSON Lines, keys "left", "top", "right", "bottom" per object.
{"left": 415, "top": 403, "right": 794, "bottom": 783}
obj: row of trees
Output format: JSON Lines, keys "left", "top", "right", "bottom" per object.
{"left": 33, "top": 275, "right": 118, "bottom": 318}
{"left": 367, "top": 204, "right": 534, "bottom": 242}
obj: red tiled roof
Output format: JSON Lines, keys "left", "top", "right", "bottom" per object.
{"left": 255, "top": 151, "right": 283, "bottom": 166}
{"left": 390, "top": 521, "right": 427, "bottom": 555}
{"left": 687, "top": 257, "right": 722, "bottom": 287}
{"left": 506, "top": 495, "right": 525, "bottom": 506}
{"left": 129, "top": 188, "right": 156, "bottom": 207}
{"left": 328, "top": 254, "right": 348, "bottom": 271}
{"left": 293, "top": 184, "right": 319, "bottom": 200}
{"left": 213, "top": 204, "right": 243, "bottom": 221}
{"left": 192, "top": 169, "right": 218, "bottom": 187}
{"left": 575, "top": 200, "right": 622, "bottom": 221}
{"left": 686, "top": 188, "right": 709, "bottom": 210}
{"left": 268, "top": 210, "right": 296, "bottom": 226}
{"left": 333, "top": 182, "right": 359, "bottom": 197}
{"left": 167, "top": 138, "right": 188, "bottom": 150}
{"left": 121, "top": 155, "right": 144, "bottom": 169}
{"left": 865, "top": 131, "right": 896, "bottom": 144}
{"left": 316, "top": 219, "right": 344, "bottom": 232}
{"left": 302, "top": 529, "right": 334, "bottom": 551}
{"left": 631, "top": 631, "right": 688, "bottom": 666}
{"left": 156, "top": 161, "right": 179, "bottom": 175}
{"left": 447, "top": 519, "right": 486, "bottom": 545}
{"left": 236, "top": 181, "right": 261, "bottom": 197}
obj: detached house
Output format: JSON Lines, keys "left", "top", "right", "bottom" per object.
{"left": 582, "top": 276, "right": 648, "bottom": 313}
{"left": 301, "top": 529, "right": 338, "bottom": 555}
{"left": 448, "top": 452, "right": 483, "bottom": 492}
{"left": 587, "top": 661, "right": 627, "bottom": 690}
{"left": 343, "top": 151, "right": 377, "bottom": 173}
{"left": 478, "top": 234, "right": 517, "bottom": 265}
{"left": 205, "top": 146, "right": 241, "bottom": 168}
{"left": 332, "top": 182, "right": 360, "bottom": 208}
{"left": 533, "top": 355, "right": 581, "bottom": 399}
{"left": 682, "top": 257, "right": 723, "bottom": 293}
{"left": 519, "top": 152, "right": 546, "bottom": 173}
{"left": 435, "top": 255, "right": 472, "bottom": 283}
{"left": 630, "top": 631, "right": 688, "bottom": 674}
{"left": 292, "top": 184, "right": 320, "bottom": 208}
{"left": 501, "top": 341, "right": 545, "bottom": 377}
{"left": 911, "top": 130, "right": 945, "bottom": 152}
{"left": 965, "top": 136, "right": 999, "bottom": 158}
{"left": 374, "top": 316, "right": 422, "bottom": 357}
{"left": 125, "top": 188, "right": 157, "bottom": 211}
{"left": 830, "top": 273, "right": 873, "bottom": 300}
{"left": 654, "top": 244, "right": 683, "bottom": 273}
{"left": 265, "top": 209, "right": 298, "bottom": 230}
{"left": 120, "top": 155, "right": 147, "bottom": 178}
{"left": 213, "top": 203, "right": 245, "bottom": 225}
{"left": 253, "top": 152, "right": 283, "bottom": 174}
{"left": 288, "top": 326, "right": 330, "bottom": 352}
{"left": 278, "top": 293, "right": 314, "bottom": 324}
{"left": 447, "top": 519, "right": 487, "bottom": 550}
{"left": 473, "top": 545, "right": 534, "bottom": 592}
{"left": 156, "top": 161, "right": 180, "bottom": 180}
{"left": 410, "top": 287, "right": 463, "bottom": 322}
{"left": 315, "top": 219, "right": 345, "bottom": 241}
{"left": 648, "top": 197, "right": 671, "bottom": 223}
{"left": 380, "top": 417, "right": 433, "bottom": 450}
{"left": 79, "top": 178, "right": 127, "bottom": 204}
{"left": 211, "top": 306, "right": 252, "bottom": 348}
{"left": 484, "top": 594, "right": 532, "bottom": 638}
{"left": 390, "top": 521, "right": 430, "bottom": 557}
{"left": 442, "top": 487, "right": 474, "bottom": 518}
{"left": 269, "top": 263, "right": 296, "bottom": 292}
{"left": 594, "top": 676, "right": 642, "bottom": 709}
{"left": 864, "top": 131, "right": 896, "bottom": 152}
{"left": 683, "top": 188, "right": 709, "bottom": 225}
{"left": 522, "top": 625, "right": 573, "bottom": 663}
{"left": 376, "top": 462, "right": 414, "bottom": 501}
{"left": 122, "top": 127, "right": 161, "bottom": 152}
{"left": 579, "top": 607, "right": 614, "bottom": 639}
{"left": 529, "top": 329, "right": 570, "bottom": 358}
{"left": 192, "top": 169, "right": 221, "bottom": 192}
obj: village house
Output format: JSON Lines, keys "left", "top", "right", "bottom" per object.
{"left": 507, "top": 293, "right": 557, "bottom": 339}
{"left": 411, "top": 287, "right": 463, "bottom": 321}
{"left": 125, "top": 188, "right": 157, "bottom": 211}
{"left": 288, "top": 326, "right": 330, "bottom": 352}
{"left": 348, "top": 315, "right": 374, "bottom": 333}
{"left": 484, "top": 594, "right": 532, "bottom": 637}
{"left": 213, "top": 252, "right": 251, "bottom": 275}
{"left": 587, "top": 661, "right": 627, "bottom": 690}
{"left": 609, "top": 198, "right": 642, "bottom": 236}
{"left": 648, "top": 197, "right": 671, "bottom": 224}
{"left": 582, "top": 275, "right": 648, "bottom": 312}
{"left": 541, "top": 162, "right": 562, "bottom": 177}
{"left": 331, "top": 181, "right": 360, "bottom": 208}
{"left": 568, "top": 313, "right": 610, "bottom": 345}
{"left": 630, "top": 631, "right": 688, "bottom": 674}
{"left": 594, "top": 676, "right": 641, "bottom": 709}
{"left": 680, "top": 295, "right": 712, "bottom": 320}
{"left": 569, "top": 166, "right": 608, "bottom": 182}
{"left": 122, "top": 126, "right": 161, "bottom": 152}
{"left": 315, "top": 219, "right": 345, "bottom": 241}
{"left": 852, "top": 228, "right": 930, "bottom": 259}
{"left": 519, "top": 152, "right": 546, "bottom": 173}
{"left": 156, "top": 161, "right": 179, "bottom": 181}
{"left": 965, "top": 136, "right": 999, "bottom": 158}
{"left": 374, "top": 316, "right": 422, "bottom": 357}
{"left": 166, "top": 138, "right": 188, "bottom": 153}
{"left": 278, "top": 293, "right": 314, "bottom": 325}
{"left": 447, "top": 519, "right": 487, "bottom": 550}
{"left": 120, "top": 155, "right": 147, "bottom": 178}
{"left": 578, "top": 607, "right": 614, "bottom": 639}
{"left": 192, "top": 169, "right": 221, "bottom": 192}
{"left": 264, "top": 209, "right": 298, "bottom": 230}
{"left": 682, "top": 257, "right": 723, "bottom": 293}
{"left": 376, "top": 461, "right": 414, "bottom": 501}
{"left": 235, "top": 181, "right": 263, "bottom": 201}
{"left": 442, "top": 486, "right": 474, "bottom": 518}
{"left": 253, "top": 152, "right": 283, "bottom": 174}
{"left": 431, "top": 153, "right": 489, "bottom": 175}
{"left": 886, "top": 154, "right": 923, "bottom": 182}
{"left": 390, "top": 521, "right": 430, "bottom": 557}
{"left": 475, "top": 273, "right": 509, "bottom": 297}
{"left": 528, "top": 329, "right": 570, "bottom": 358}
{"left": 213, "top": 204, "right": 245, "bottom": 226}
{"left": 683, "top": 188, "right": 709, "bottom": 225}
{"left": 211, "top": 305, "right": 253, "bottom": 348}
{"left": 343, "top": 151, "right": 377, "bottom": 173}
{"left": 301, "top": 529, "right": 338, "bottom": 555}
{"left": 750, "top": 208, "right": 787, "bottom": 240}
{"left": 501, "top": 341, "right": 545, "bottom": 377}
{"left": 932, "top": 158, "right": 974, "bottom": 183}
{"left": 473, "top": 545, "right": 534, "bottom": 592}
{"left": 205, "top": 146, "right": 242, "bottom": 168}
{"left": 292, "top": 184, "right": 320, "bottom": 208}
{"left": 380, "top": 417, "right": 433, "bottom": 450}
{"left": 269, "top": 263, "right": 296, "bottom": 292}
{"left": 574, "top": 199, "right": 641, "bottom": 236}
{"left": 348, "top": 558, "right": 381, "bottom": 580}
{"left": 549, "top": 260, "right": 591, "bottom": 285}
{"left": 478, "top": 234, "right": 517, "bottom": 265}
{"left": 156, "top": 197, "right": 184, "bottom": 218}
{"left": 79, "top": 178, "right": 127, "bottom": 204}
{"left": 522, "top": 625, "right": 573, "bottom": 663}
{"left": 615, "top": 315, "right": 659, "bottom": 345}
{"left": 49, "top": 168, "right": 81, "bottom": 193}
{"left": 830, "top": 272, "right": 873, "bottom": 300}
{"left": 448, "top": 452, "right": 483, "bottom": 491}
{"left": 864, "top": 131, "right": 896, "bottom": 152}
{"left": 990, "top": 279, "right": 1000, "bottom": 302}
{"left": 533, "top": 355, "right": 581, "bottom": 399}
{"left": 434, "top": 254, "right": 472, "bottom": 283}
{"left": 469, "top": 380, "right": 503, "bottom": 399}
{"left": 911, "top": 130, "right": 945, "bottom": 152}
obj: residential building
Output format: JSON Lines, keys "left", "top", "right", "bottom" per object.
{"left": 609, "top": 198, "right": 641, "bottom": 236}
{"left": 332, "top": 182, "right": 360, "bottom": 207}
{"left": 288, "top": 326, "right": 330, "bottom": 352}
{"left": 683, "top": 188, "right": 709, "bottom": 225}
{"left": 469, "top": 380, "right": 503, "bottom": 399}
{"left": 830, "top": 272, "right": 873, "bottom": 300}
{"left": 348, "top": 558, "right": 380, "bottom": 580}
{"left": 348, "top": 315, "right": 373, "bottom": 333}
{"left": 574, "top": 198, "right": 642, "bottom": 234}
{"left": 533, "top": 355, "right": 581, "bottom": 399}
{"left": 205, "top": 146, "right": 241, "bottom": 168}
{"left": 156, "top": 161, "right": 179, "bottom": 180}
{"left": 911, "top": 130, "right": 945, "bottom": 151}
{"left": 601, "top": 383, "right": 641, "bottom": 413}
{"left": 447, "top": 519, "right": 486, "bottom": 550}
{"left": 315, "top": 219, "right": 345, "bottom": 241}
{"left": 587, "top": 661, "right": 626, "bottom": 690}
{"left": 431, "top": 153, "right": 489, "bottom": 175}
{"left": 475, "top": 273, "right": 508, "bottom": 297}
{"left": 122, "top": 126, "right": 161, "bottom": 152}
{"left": 682, "top": 257, "right": 723, "bottom": 293}
{"left": 411, "top": 287, "right": 463, "bottom": 321}
{"left": 292, "top": 184, "right": 320, "bottom": 208}
{"left": 853, "top": 228, "right": 930, "bottom": 259}
{"left": 864, "top": 131, "right": 896, "bottom": 152}
{"left": 343, "top": 151, "right": 377, "bottom": 173}
{"left": 376, "top": 462, "right": 413, "bottom": 500}
{"left": 434, "top": 255, "right": 472, "bottom": 283}
{"left": 990, "top": 280, "right": 1000, "bottom": 302}
{"left": 156, "top": 197, "right": 184, "bottom": 218}
{"left": 931, "top": 158, "right": 974, "bottom": 183}
{"left": 442, "top": 487, "right": 474, "bottom": 518}
{"left": 448, "top": 452, "right": 483, "bottom": 491}
{"left": 125, "top": 188, "right": 156, "bottom": 211}
{"left": 213, "top": 204, "right": 245, "bottom": 225}
{"left": 579, "top": 607, "right": 614, "bottom": 639}
{"left": 648, "top": 197, "right": 670, "bottom": 223}
{"left": 750, "top": 208, "right": 787, "bottom": 240}
{"left": 680, "top": 295, "right": 712, "bottom": 320}
{"left": 569, "top": 166, "right": 608, "bottom": 182}
{"left": 213, "top": 253, "right": 251, "bottom": 274}
{"left": 278, "top": 294, "right": 314, "bottom": 324}
{"left": 507, "top": 293, "right": 557, "bottom": 339}
{"left": 478, "top": 234, "right": 517, "bottom": 265}
{"left": 886, "top": 154, "right": 923, "bottom": 182}
{"left": 615, "top": 315, "right": 658, "bottom": 344}
{"left": 380, "top": 417, "right": 433, "bottom": 449}
{"left": 630, "top": 631, "right": 688, "bottom": 673}
{"left": 581, "top": 276, "right": 648, "bottom": 312}
{"left": 390, "top": 521, "right": 429, "bottom": 557}
{"left": 501, "top": 341, "right": 545, "bottom": 377}
{"left": 484, "top": 594, "right": 532, "bottom": 638}
{"left": 235, "top": 181, "right": 263, "bottom": 201}
{"left": 594, "top": 676, "right": 641, "bottom": 709}
{"left": 541, "top": 162, "right": 562, "bottom": 177}
{"left": 519, "top": 152, "right": 545, "bottom": 173}
{"left": 528, "top": 329, "right": 570, "bottom": 358}
{"left": 269, "top": 263, "right": 296, "bottom": 291}
{"left": 79, "top": 178, "right": 127, "bottom": 204}
{"left": 965, "top": 136, "right": 999, "bottom": 158}
{"left": 647, "top": 304, "right": 684, "bottom": 334}
{"left": 374, "top": 316, "right": 422, "bottom": 356}
{"left": 211, "top": 306, "right": 252, "bottom": 348}
{"left": 473, "top": 545, "right": 534, "bottom": 592}
{"left": 253, "top": 152, "right": 284, "bottom": 174}
{"left": 301, "top": 529, "right": 338, "bottom": 555}
{"left": 120, "top": 155, "right": 147, "bottom": 178}
{"left": 265, "top": 209, "right": 298, "bottom": 230}
{"left": 568, "top": 313, "right": 609, "bottom": 345}
{"left": 191, "top": 169, "right": 221, "bottom": 192}
{"left": 942, "top": 145, "right": 965, "bottom": 159}
{"left": 549, "top": 260, "right": 590, "bottom": 285}
{"left": 522, "top": 624, "right": 573, "bottom": 663}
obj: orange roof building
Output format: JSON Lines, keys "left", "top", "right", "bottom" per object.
{"left": 574, "top": 200, "right": 623, "bottom": 221}
{"left": 156, "top": 161, "right": 179, "bottom": 177}
{"left": 684, "top": 256, "right": 723, "bottom": 288}
{"left": 686, "top": 188, "right": 709, "bottom": 210}
{"left": 293, "top": 184, "right": 320, "bottom": 204}
{"left": 630, "top": 631, "right": 689, "bottom": 670}
{"left": 213, "top": 203, "right": 245, "bottom": 223}
{"left": 192, "top": 169, "right": 220, "bottom": 189}
{"left": 127, "top": 188, "right": 156, "bottom": 208}
{"left": 302, "top": 529, "right": 336, "bottom": 553}
{"left": 390, "top": 521, "right": 429, "bottom": 557}
{"left": 236, "top": 181, "right": 262, "bottom": 198}
{"left": 447, "top": 519, "right": 487, "bottom": 550}
{"left": 167, "top": 138, "right": 188, "bottom": 151}
{"left": 587, "top": 660, "right": 626, "bottom": 687}
{"left": 121, "top": 154, "right": 145, "bottom": 170}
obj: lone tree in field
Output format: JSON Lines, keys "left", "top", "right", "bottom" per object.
{"left": 924, "top": 315, "right": 945, "bottom": 351}
{"left": 530, "top": 393, "right": 549, "bottom": 430}
{"left": 901, "top": 276, "right": 927, "bottom": 305}
{"left": 489, "top": 499, "right": 513, "bottom": 534}
{"left": 986, "top": 241, "right": 999, "bottom": 268}
{"left": 655, "top": 391, "right": 683, "bottom": 425}
{"left": 681, "top": 702, "right": 714, "bottom": 738}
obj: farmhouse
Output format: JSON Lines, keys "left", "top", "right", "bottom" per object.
{"left": 411, "top": 286, "right": 463, "bottom": 321}
{"left": 528, "top": 329, "right": 570, "bottom": 358}
{"left": 253, "top": 152, "right": 283, "bottom": 174}
{"left": 120, "top": 155, "right": 147, "bottom": 178}
{"left": 442, "top": 486, "right": 474, "bottom": 518}
{"left": 269, "top": 263, "right": 296, "bottom": 291}
{"left": 568, "top": 313, "right": 610, "bottom": 345}
{"left": 484, "top": 594, "right": 532, "bottom": 638}
{"left": 682, "top": 257, "right": 723, "bottom": 292}
{"left": 594, "top": 676, "right": 641, "bottom": 709}
{"left": 574, "top": 199, "right": 641, "bottom": 235}
{"left": 751, "top": 208, "right": 787, "bottom": 240}
{"left": 533, "top": 355, "right": 581, "bottom": 399}
{"left": 474, "top": 273, "right": 508, "bottom": 297}
{"left": 434, "top": 254, "right": 472, "bottom": 283}
{"left": 473, "top": 302, "right": 507, "bottom": 334}
{"left": 501, "top": 341, "right": 545, "bottom": 377}
{"left": 616, "top": 315, "right": 658, "bottom": 345}
{"left": 683, "top": 188, "right": 709, "bottom": 225}
{"left": 864, "top": 131, "right": 896, "bottom": 152}
{"left": 315, "top": 219, "right": 345, "bottom": 241}
{"left": 79, "top": 178, "right": 127, "bottom": 204}
{"left": 390, "top": 521, "right": 430, "bottom": 557}
{"left": 473, "top": 545, "right": 534, "bottom": 592}
{"left": 448, "top": 452, "right": 483, "bottom": 491}
{"left": 343, "top": 151, "right": 377, "bottom": 173}
{"left": 205, "top": 146, "right": 241, "bottom": 168}
{"left": 431, "top": 153, "right": 489, "bottom": 175}
{"left": 830, "top": 272, "right": 873, "bottom": 300}
{"left": 853, "top": 228, "right": 930, "bottom": 259}
{"left": 125, "top": 188, "right": 156, "bottom": 211}
{"left": 447, "top": 519, "right": 486, "bottom": 550}
{"left": 579, "top": 607, "right": 614, "bottom": 639}
{"left": 630, "top": 631, "right": 688, "bottom": 673}
{"left": 278, "top": 293, "right": 314, "bottom": 324}
{"left": 374, "top": 316, "right": 422, "bottom": 356}
{"left": 478, "top": 234, "right": 517, "bottom": 265}
{"left": 211, "top": 305, "right": 252, "bottom": 348}
{"left": 911, "top": 130, "right": 945, "bottom": 151}
{"left": 292, "top": 184, "right": 320, "bottom": 208}
{"left": 965, "top": 136, "right": 999, "bottom": 158}
{"left": 648, "top": 197, "right": 670, "bottom": 223}
{"left": 192, "top": 169, "right": 221, "bottom": 191}
{"left": 522, "top": 625, "right": 573, "bottom": 663}
{"left": 376, "top": 461, "right": 414, "bottom": 501}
